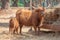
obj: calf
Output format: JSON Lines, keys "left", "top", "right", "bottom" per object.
{"left": 9, "top": 17, "right": 19, "bottom": 34}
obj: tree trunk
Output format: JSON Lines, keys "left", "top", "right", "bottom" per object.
{"left": 24, "top": 0, "right": 30, "bottom": 7}
{"left": 24, "top": 0, "right": 28, "bottom": 7}
{"left": 12, "top": 0, "right": 18, "bottom": 7}
{"left": 1, "top": 0, "right": 10, "bottom": 9}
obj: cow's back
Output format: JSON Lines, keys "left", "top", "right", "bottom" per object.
{"left": 16, "top": 8, "right": 44, "bottom": 26}
{"left": 16, "top": 9, "right": 32, "bottom": 26}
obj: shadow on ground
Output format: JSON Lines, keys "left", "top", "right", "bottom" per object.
{"left": 0, "top": 23, "right": 9, "bottom": 27}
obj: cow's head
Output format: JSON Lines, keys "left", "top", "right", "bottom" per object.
{"left": 38, "top": 6, "right": 45, "bottom": 12}
{"left": 34, "top": 6, "right": 45, "bottom": 17}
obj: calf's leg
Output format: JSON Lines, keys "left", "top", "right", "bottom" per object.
{"left": 16, "top": 27, "right": 19, "bottom": 34}
{"left": 13, "top": 29, "right": 15, "bottom": 34}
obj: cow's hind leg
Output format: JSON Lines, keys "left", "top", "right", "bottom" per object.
{"left": 29, "top": 27, "right": 32, "bottom": 31}
{"left": 20, "top": 25, "right": 23, "bottom": 34}
{"left": 13, "top": 29, "right": 15, "bottom": 34}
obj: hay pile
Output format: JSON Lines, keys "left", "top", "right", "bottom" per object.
{"left": 44, "top": 8, "right": 60, "bottom": 25}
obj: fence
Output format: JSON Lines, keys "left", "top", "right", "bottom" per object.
{"left": 0, "top": 0, "right": 60, "bottom": 8}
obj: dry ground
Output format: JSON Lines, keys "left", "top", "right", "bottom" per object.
{"left": 0, "top": 19, "right": 60, "bottom": 40}
{"left": 0, "top": 8, "right": 60, "bottom": 40}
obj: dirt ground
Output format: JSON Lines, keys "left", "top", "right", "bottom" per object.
{"left": 0, "top": 19, "right": 60, "bottom": 40}
{"left": 0, "top": 8, "right": 60, "bottom": 40}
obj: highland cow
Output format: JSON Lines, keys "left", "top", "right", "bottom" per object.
{"left": 16, "top": 7, "right": 45, "bottom": 34}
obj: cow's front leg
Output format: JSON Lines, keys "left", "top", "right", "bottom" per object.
{"left": 33, "top": 26, "right": 37, "bottom": 33}
{"left": 38, "top": 27, "right": 40, "bottom": 35}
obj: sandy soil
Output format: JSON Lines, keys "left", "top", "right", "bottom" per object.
{"left": 0, "top": 18, "right": 60, "bottom": 40}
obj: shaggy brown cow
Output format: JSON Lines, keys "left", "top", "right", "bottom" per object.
{"left": 16, "top": 7, "right": 45, "bottom": 34}
{"left": 9, "top": 17, "right": 19, "bottom": 34}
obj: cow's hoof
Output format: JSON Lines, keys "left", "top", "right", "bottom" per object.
{"left": 16, "top": 33, "right": 19, "bottom": 35}
{"left": 19, "top": 33, "right": 23, "bottom": 35}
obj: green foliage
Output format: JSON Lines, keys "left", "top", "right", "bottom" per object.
{"left": 17, "top": 2, "right": 24, "bottom": 7}
{"left": 18, "top": 0, "right": 24, "bottom": 7}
